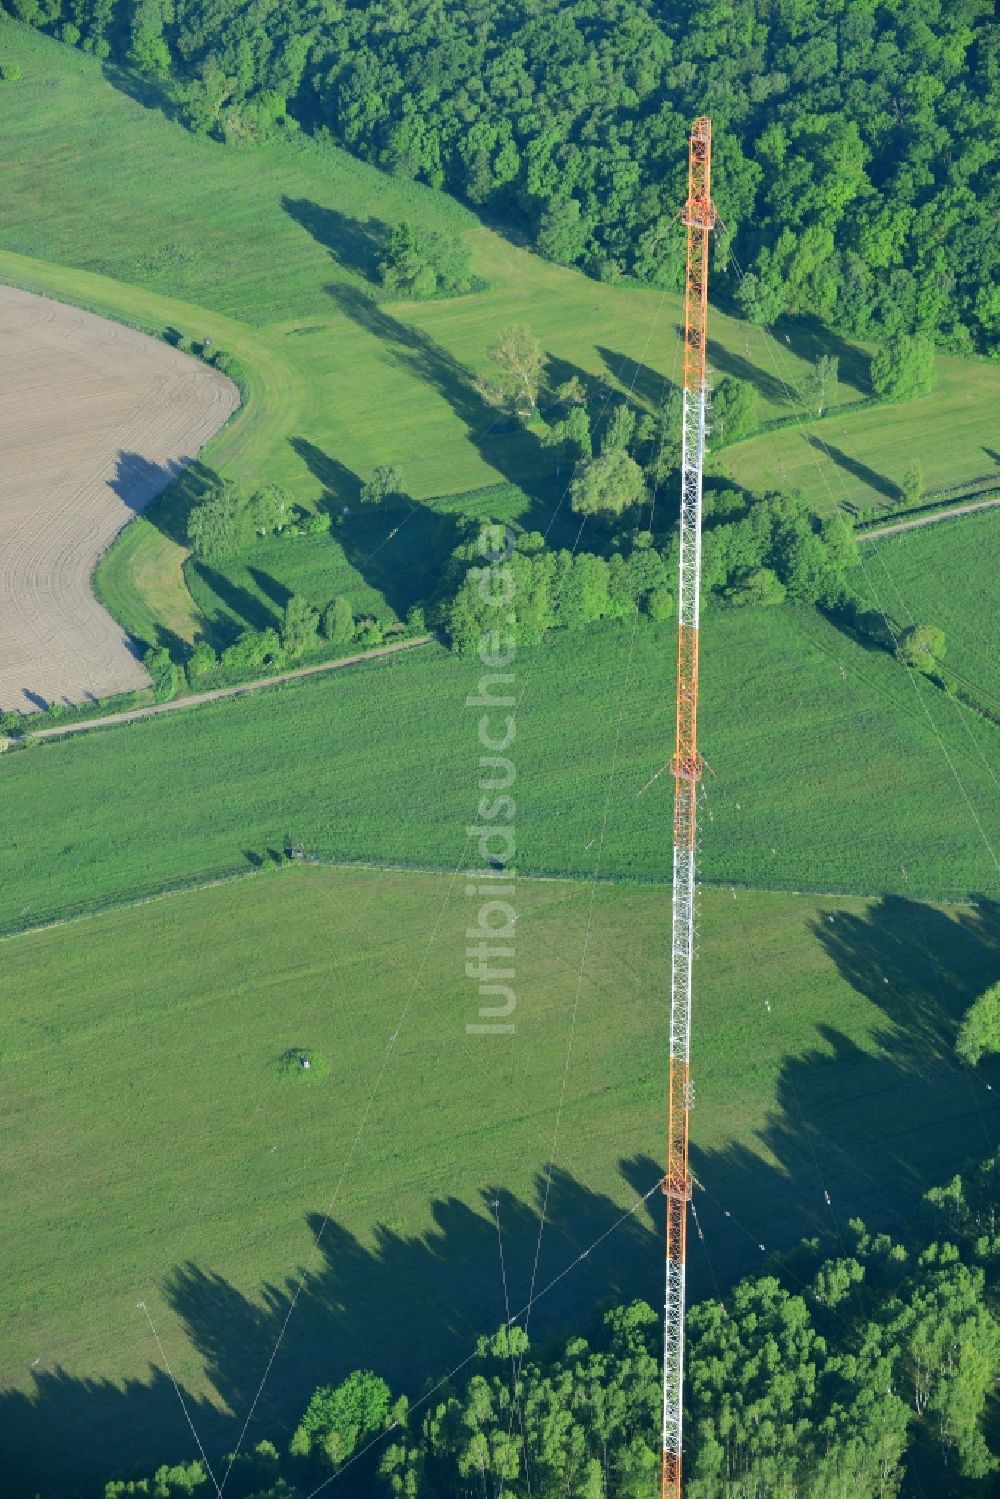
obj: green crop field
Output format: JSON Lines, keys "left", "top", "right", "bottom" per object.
{"left": 1, "top": 609, "right": 997, "bottom": 937}
{"left": 856, "top": 508, "right": 1000, "bottom": 707}
{"left": 4, "top": 19, "right": 999, "bottom": 655}
{"left": 2, "top": 866, "right": 996, "bottom": 1493}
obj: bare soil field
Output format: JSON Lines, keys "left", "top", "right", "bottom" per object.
{"left": 0, "top": 286, "right": 237, "bottom": 712}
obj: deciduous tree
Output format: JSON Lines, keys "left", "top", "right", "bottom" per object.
{"left": 281, "top": 595, "right": 320, "bottom": 658}
{"left": 322, "top": 596, "right": 354, "bottom": 645}
{"left": 570, "top": 450, "right": 646, "bottom": 518}
{"left": 871, "top": 336, "right": 936, "bottom": 401}
{"left": 476, "top": 326, "right": 545, "bottom": 419}
{"left": 795, "top": 353, "right": 839, "bottom": 416}
{"left": 361, "top": 465, "right": 405, "bottom": 505}
{"left": 291, "top": 1370, "right": 392, "bottom": 1470}
{"left": 896, "top": 623, "right": 945, "bottom": 675}
{"left": 956, "top": 981, "right": 1000, "bottom": 1067}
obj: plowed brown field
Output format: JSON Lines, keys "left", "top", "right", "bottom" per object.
{"left": 0, "top": 286, "right": 238, "bottom": 712}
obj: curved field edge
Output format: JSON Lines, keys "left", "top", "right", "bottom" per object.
{"left": 0, "top": 250, "right": 295, "bottom": 642}
{"left": 0, "top": 610, "right": 996, "bottom": 934}
{"left": 14, "top": 242, "right": 1000, "bottom": 665}
{"left": 1, "top": 865, "right": 996, "bottom": 1493}
{"left": 4, "top": 20, "right": 1000, "bottom": 652}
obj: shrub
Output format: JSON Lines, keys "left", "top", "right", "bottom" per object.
{"left": 354, "top": 618, "right": 384, "bottom": 649}
{"left": 276, "top": 1048, "right": 330, "bottom": 1082}
{"left": 726, "top": 567, "right": 787, "bottom": 607}
{"left": 220, "top": 627, "right": 284, "bottom": 677}
{"left": 281, "top": 595, "right": 320, "bottom": 658}
{"left": 322, "top": 596, "right": 354, "bottom": 644}
{"left": 956, "top": 983, "right": 1000, "bottom": 1067}
{"left": 143, "top": 646, "right": 180, "bottom": 701}
{"left": 896, "top": 623, "right": 945, "bottom": 675}
{"left": 187, "top": 482, "right": 293, "bottom": 559}
{"left": 570, "top": 450, "right": 646, "bottom": 517}
{"left": 290, "top": 1370, "right": 392, "bottom": 1468}
{"left": 360, "top": 465, "right": 405, "bottom": 505}
{"left": 379, "top": 222, "right": 475, "bottom": 297}
{"left": 712, "top": 375, "right": 760, "bottom": 442}
{"left": 646, "top": 586, "right": 675, "bottom": 621}
{"left": 186, "top": 640, "right": 217, "bottom": 684}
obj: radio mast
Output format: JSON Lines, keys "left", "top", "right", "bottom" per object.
{"left": 662, "top": 115, "right": 715, "bottom": 1499}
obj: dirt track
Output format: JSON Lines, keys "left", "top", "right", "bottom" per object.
{"left": 857, "top": 494, "right": 1000, "bottom": 541}
{"left": 28, "top": 634, "right": 434, "bottom": 740}
{"left": 0, "top": 286, "right": 238, "bottom": 712}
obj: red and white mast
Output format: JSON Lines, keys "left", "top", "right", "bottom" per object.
{"left": 662, "top": 116, "right": 715, "bottom": 1499}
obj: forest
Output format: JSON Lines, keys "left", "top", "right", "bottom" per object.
{"left": 5, "top": 0, "right": 998, "bottom": 353}
{"left": 99, "top": 1144, "right": 1000, "bottom": 1497}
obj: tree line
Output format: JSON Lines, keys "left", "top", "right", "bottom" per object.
{"left": 95, "top": 1133, "right": 1000, "bottom": 1497}
{"left": 178, "top": 357, "right": 867, "bottom": 675}
{"left": 7, "top": 0, "right": 997, "bottom": 351}
{"left": 442, "top": 489, "right": 861, "bottom": 652}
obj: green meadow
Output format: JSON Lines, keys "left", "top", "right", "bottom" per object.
{"left": 2, "top": 609, "right": 997, "bottom": 937}
{"left": 857, "top": 507, "right": 1000, "bottom": 707}
{"left": 3, "top": 19, "right": 999, "bottom": 654}
{"left": 2, "top": 866, "right": 996, "bottom": 1492}
{"left": 718, "top": 352, "right": 1000, "bottom": 519}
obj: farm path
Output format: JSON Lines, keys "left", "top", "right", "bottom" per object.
{"left": 857, "top": 494, "right": 1000, "bottom": 541}
{"left": 0, "top": 286, "right": 238, "bottom": 712}
{"left": 27, "top": 634, "right": 433, "bottom": 739}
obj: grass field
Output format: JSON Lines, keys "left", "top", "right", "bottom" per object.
{"left": 4, "top": 20, "right": 999, "bottom": 654}
{"left": 1, "top": 609, "right": 997, "bottom": 935}
{"left": 182, "top": 497, "right": 460, "bottom": 649}
{"left": 2, "top": 865, "right": 996, "bottom": 1492}
{"left": 719, "top": 350, "right": 1000, "bottom": 519}
{"left": 856, "top": 508, "right": 1000, "bottom": 706}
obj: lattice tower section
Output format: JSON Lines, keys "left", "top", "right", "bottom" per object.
{"left": 662, "top": 114, "right": 715, "bottom": 1499}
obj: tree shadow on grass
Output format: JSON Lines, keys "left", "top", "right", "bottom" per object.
{"left": 109, "top": 451, "right": 189, "bottom": 514}
{"left": 321, "top": 283, "right": 561, "bottom": 531}
{"left": 804, "top": 434, "right": 898, "bottom": 502}
{"left": 673, "top": 896, "right": 1000, "bottom": 1287}
{"left": 288, "top": 439, "right": 363, "bottom": 511}
{"left": 335, "top": 496, "right": 462, "bottom": 618}
{"left": 595, "top": 346, "right": 675, "bottom": 412}
{"left": 288, "top": 438, "right": 461, "bottom": 617}
{"left": 705, "top": 338, "right": 791, "bottom": 406}
{"left": 543, "top": 352, "right": 606, "bottom": 412}
{"left": 185, "top": 560, "right": 277, "bottom": 645}
{"left": 100, "top": 61, "right": 182, "bottom": 124}
{"left": 127, "top": 457, "right": 223, "bottom": 546}
{"left": 166, "top": 1169, "right": 665, "bottom": 1450}
{"left": 246, "top": 566, "right": 293, "bottom": 615}
{"left": 4, "top": 898, "right": 997, "bottom": 1496}
{"left": 0, "top": 1165, "right": 661, "bottom": 1497}
{"left": 282, "top": 198, "right": 390, "bottom": 287}
{"left": 774, "top": 314, "right": 871, "bottom": 396}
